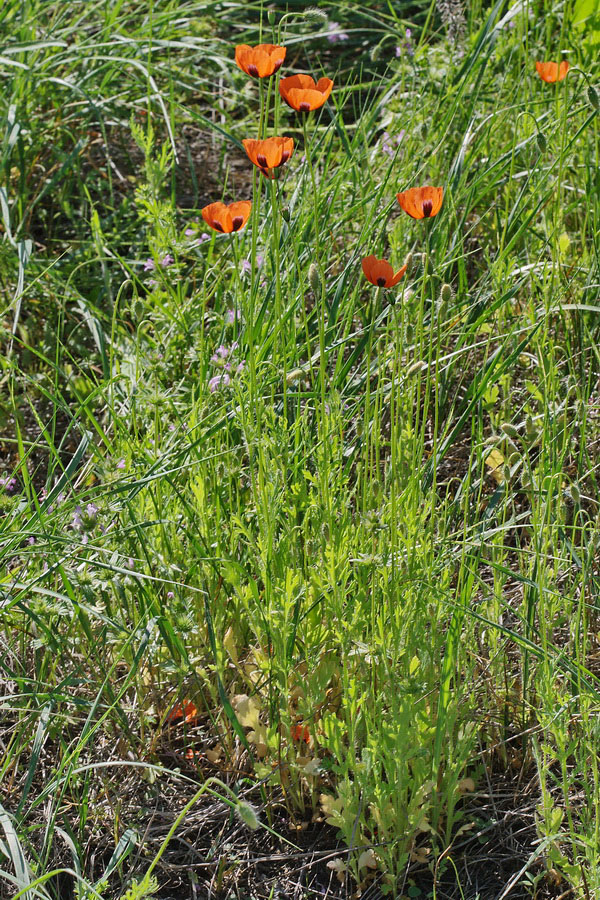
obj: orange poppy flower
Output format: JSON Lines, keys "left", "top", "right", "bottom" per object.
{"left": 235, "top": 43, "right": 286, "bottom": 78}
{"left": 242, "top": 136, "right": 294, "bottom": 177}
{"left": 167, "top": 699, "right": 199, "bottom": 724}
{"left": 535, "top": 61, "right": 569, "bottom": 83}
{"left": 396, "top": 186, "right": 444, "bottom": 220}
{"left": 292, "top": 723, "right": 310, "bottom": 743}
{"left": 362, "top": 255, "right": 407, "bottom": 288}
{"left": 201, "top": 200, "right": 251, "bottom": 233}
{"left": 279, "top": 74, "right": 334, "bottom": 112}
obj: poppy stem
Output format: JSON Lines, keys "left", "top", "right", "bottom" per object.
{"left": 269, "top": 175, "right": 288, "bottom": 412}
{"left": 301, "top": 116, "right": 328, "bottom": 421}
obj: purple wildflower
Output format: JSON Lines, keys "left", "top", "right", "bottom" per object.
{"left": 382, "top": 129, "right": 406, "bottom": 158}
{"left": 225, "top": 308, "right": 242, "bottom": 324}
{"left": 160, "top": 254, "right": 174, "bottom": 267}
{"left": 0, "top": 476, "right": 18, "bottom": 494}
{"left": 327, "top": 21, "right": 349, "bottom": 42}
{"left": 143, "top": 258, "right": 155, "bottom": 272}
{"left": 208, "top": 372, "right": 231, "bottom": 392}
{"left": 167, "top": 591, "right": 174, "bottom": 599}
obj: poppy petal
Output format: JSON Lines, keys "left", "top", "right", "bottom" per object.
{"left": 280, "top": 73, "right": 317, "bottom": 92}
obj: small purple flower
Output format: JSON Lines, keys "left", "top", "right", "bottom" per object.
{"left": 86, "top": 503, "right": 98, "bottom": 519}
{"left": 28, "top": 536, "right": 35, "bottom": 545}
{"left": 240, "top": 259, "right": 252, "bottom": 275}
{"left": 382, "top": 129, "right": 406, "bottom": 158}
{"left": 199, "top": 232, "right": 211, "bottom": 243}
{"left": 167, "top": 591, "right": 174, "bottom": 599}
{"left": 127, "top": 557, "right": 135, "bottom": 570}
{"left": 327, "top": 21, "right": 349, "bottom": 42}
{"left": 208, "top": 372, "right": 231, "bottom": 392}
{"left": 396, "top": 27, "right": 414, "bottom": 58}
{"left": 116, "top": 458, "right": 126, "bottom": 470}
{"left": 143, "top": 258, "right": 155, "bottom": 272}
{"left": 185, "top": 228, "right": 196, "bottom": 237}
{"left": 211, "top": 345, "right": 229, "bottom": 364}
{"left": 1, "top": 476, "right": 18, "bottom": 494}
{"left": 169, "top": 423, "right": 176, "bottom": 431}
{"left": 225, "top": 308, "right": 242, "bottom": 324}
{"left": 160, "top": 254, "right": 174, "bottom": 268}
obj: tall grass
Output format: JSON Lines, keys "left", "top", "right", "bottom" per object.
{"left": 1, "top": 0, "right": 599, "bottom": 897}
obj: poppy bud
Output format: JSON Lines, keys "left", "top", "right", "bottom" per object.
{"left": 286, "top": 367, "right": 303, "bottom": 384}
{"left": 570, "top": 483, "right": 581, "bottom": 505}
{"left": 525, "top": 415, "right": 537, "bottom": 442}
{"left": 501, "top": 423, "right": 519, "bottom": 440}
{"left": 508, "top": 451, "right": 521, "bottom": 467}
{"left": 370, "top": 42, "right": 383, "bottom": 62}
{"left": 403, "top": 252, "right": 414, "bottom": 274}
{"left": 405, "top": 323, "right": 414, "bottom": 343}
{"left": 236, "top": 800, "right": 260, "bottom": 831}
{"left": 281, "top": 207, "right": 290, "bottom": 222}
{"left": 407, "top": 359, "right": 425, "bottom": 376}
{"left": 536, "top": 131, "right": 547, "bottom": 153}
{"left": 305, "top": 6, "right": 327, "bottom": 21}
{"left": 588, "top": 85, "right": 600, "bottom": 112}
{"left": 133, "top": 299, "right": 145, "bottom": 320}
{"left": 308, "top": 262, "right": 321, "bottom": 295}
{"left": 267, "top": 8, "right": 276, "bottom": 24}
{"left": 440, "top": 283, "right": 453, "bottom": 304}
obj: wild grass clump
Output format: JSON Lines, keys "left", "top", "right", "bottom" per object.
{"left": 1, "top": 1, "right": 599, "bottom": 898}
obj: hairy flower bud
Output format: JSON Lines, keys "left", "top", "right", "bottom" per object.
{"left": 440, "top": 283, "right": 453, "bottom": 304}
{"left": 236, "top": 800, "right": 260, "bottom": 831}
{"left": 588, "top": 85, "right": 600, "bottom": 112}
{"left": 308, "top": 262, "right": 321, "bottom": 295}
{"left": 536, "top": 130, "right": 547, "bottom": 154}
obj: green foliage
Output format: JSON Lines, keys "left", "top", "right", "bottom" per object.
{"left": 0, "top": 0, "right": 599, "bottom": 898}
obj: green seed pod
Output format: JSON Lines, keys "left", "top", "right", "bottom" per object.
{"left": 588, "top": 84, "right": 600, "bottom": 112}
{"left": 308, "top": 262, "right": 321, "bottom": 295}
{"left": 536, "top": 131, "right": 547, "bottom": 153}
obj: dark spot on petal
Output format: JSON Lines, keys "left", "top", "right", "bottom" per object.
{"left": 213, "top": 221, "right": 224, "bottom": 232}
{"left": 232, "top": 216, "right": 243, "bottom": 231}
{"left": 422, "top": 199, "right": 433, "bottom": 218}
{"left": 299, "top": 101, "right": 311, "bottom": 112}
{"left": 259, "top": 167, "right": 271, "bottom": 178}
{"left": 377, "top": 277, "right": 387, "bottom": 287}
{"left": 257, "top": 154, "right": 268, "bottom": 168}
{"left": 281, "top": 151, "right": 290, "bottom": 163}
{"left": 273, "top": 59, "right": 283, "bottom": 72}
{"left": 248, "top": 64, "right": 259, "bottom": 77}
